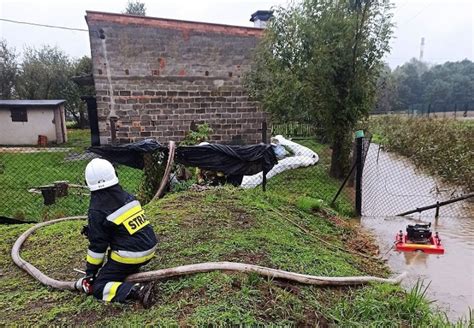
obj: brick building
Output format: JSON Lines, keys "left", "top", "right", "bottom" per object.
{"left": 85, "top": 11, "right": 269, "bottom": 145}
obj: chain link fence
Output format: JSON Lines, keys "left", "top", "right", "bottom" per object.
{"left": 1, "top": 125, "right": 359, "bottom": 222}
{"left": 0, "top": 142, "right": 143, "bottom": 222}
{"left": 360, "top": 136, "right": 473, "bottom": 218}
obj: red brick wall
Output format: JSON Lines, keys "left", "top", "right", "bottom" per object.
{"left": 86, "top": 11, "right": 268, "bottom": 145}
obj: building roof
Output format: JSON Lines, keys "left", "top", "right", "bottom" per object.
{"left": 86, "top": 11, "right": 265, "bottom": 37}
{"left": 0, "top": 100, "right": 66, "bottom": 108}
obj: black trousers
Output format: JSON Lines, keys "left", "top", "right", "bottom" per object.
{"left": 92, "top": 259, "right": 144, "bottom": 303}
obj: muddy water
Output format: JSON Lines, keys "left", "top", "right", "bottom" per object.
{"left": 358, "top": 144, "right": 474, "bottom": 321}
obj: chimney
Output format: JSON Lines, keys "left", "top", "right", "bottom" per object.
{"left": 250, "top": 10, "right": 273, "bottom": 28}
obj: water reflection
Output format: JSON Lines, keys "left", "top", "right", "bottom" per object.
{"left": 403, "top": 251, "right": 429, "bottom": 266}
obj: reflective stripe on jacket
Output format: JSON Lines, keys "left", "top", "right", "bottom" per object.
{"left": 86, "top": 186, "right": 158, "bottom": 273}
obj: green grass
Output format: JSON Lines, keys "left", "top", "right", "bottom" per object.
{"left": 1, "top": 137, "right": 466, "bottom": 325}
{"left": 1, "top": 187, "right": 463, "bottom": 326}
{"left": 62, "top": 129, "right": 93, "bottom": 151}
{"left": 267, "top": 139, "right": 355, "bottom": 216}
{"left": 0, "top": 130, "right": 142, "bottom": 220}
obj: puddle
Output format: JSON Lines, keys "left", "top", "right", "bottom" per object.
{"left": 359, "top": 144, "right": 474, "bottom": 321}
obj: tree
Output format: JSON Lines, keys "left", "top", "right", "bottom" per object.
{"left": 16, "top": 45, "right": 71, "bottom": 99}
{"left": 246, "top": 0, "right": 394, "bottom": 178}
{"left": 16, "top": 46, "right": 94, "bottom": 128}
{"left": 0, "top": 39, "right": 18, "bottom": 99}
{"left": 374, "top": 64, "right": 397, "bottom": 113}
{"left": 385, "top": 58, "right": 474, "bottom": 113}
{"left": 124, "top": 1, "right": 146, "bottom": 16}
{"left": 391, "top": 58, "right": 428, "bottom": 110}
{"left": 67, "top": 56, "right": 95, "bottom": 128}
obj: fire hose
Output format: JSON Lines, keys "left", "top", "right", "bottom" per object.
{"left": 12, "top": 216, "right": 407, "bottom": 291}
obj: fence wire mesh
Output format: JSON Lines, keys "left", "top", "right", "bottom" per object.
{"left": 0, "top": 145, "right": 143, "bottom": 221}
{"left": 1, "top": 125, "right": 357, "bottom": 222}
{"left": 361, "top": 137, "right": 473, "bottom": 218}
{"left": 239, "top": 136, "right": 355, "bottom": 216}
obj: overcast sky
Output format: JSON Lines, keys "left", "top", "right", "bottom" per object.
{"left": 1, "top": 0, "right": 472, "bottom": 69}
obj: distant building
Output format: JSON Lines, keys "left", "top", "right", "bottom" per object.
{"left": 0, "top": 100, "right": 67, "bottom": 145}
{"left": 250, "top": 10, "right": 274, "bottom": 28}
{"left": 85, "top": 11, "right": 269, "bottom": 145}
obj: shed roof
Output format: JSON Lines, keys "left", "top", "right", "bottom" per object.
{"left": 0, "top": 100, "right": 65, "bottom": 108}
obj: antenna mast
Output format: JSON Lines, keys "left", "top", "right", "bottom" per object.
{"left": 419, "top": 37, "right": 425, "bottom": 61}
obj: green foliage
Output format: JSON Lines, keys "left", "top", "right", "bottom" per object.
{"left": 376, "top": 58, "right": 474, "bottom": 113}
{"left": 64, "top": 56, "right": 95, "bottom": 128}
{"left": 246, "top": 0, "right": 394, "bottom": 178}
{"left": 0, "top": 39, "right": 17, "bottom": 99}
{"left": 368, "top": 116, "right": 474, "bottom": 190}
{"left": 329, "top": 283, "right": 434, "bottom": 327}
{"left": 171, "top": 178, "right": 197, "bottom": 192}
{"left": 137, "top": 152, "right": 166, "bottom": 204}
{"left": 374, "top": 63, "right": 398, "bottom": 113}
{"left": 123, "top": 0, "right": 146, "bottom": 16}
{"left": 16, "top": 45, "right": 71, "bottom": 100}
{"left": 14, "top": 46, "right": 94, "bottom": 128}
{"left": 180, "top": 123, "right": 213, "bottom": 146}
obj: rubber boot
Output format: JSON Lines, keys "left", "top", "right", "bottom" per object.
{"left": 127, "top": 282, "right": 155, "bottom": 309}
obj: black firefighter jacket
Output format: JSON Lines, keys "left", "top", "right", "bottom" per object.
{"left": 85, "top": 184, "right": 158, "bottom": 275}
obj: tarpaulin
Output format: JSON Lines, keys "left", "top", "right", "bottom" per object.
{"left": 89, "top": 139, "right": 165, "bottom": 169}
{"left": 176, "top": 143, "right": 278, "bottom": 176}
{"left": 88, "top": 140, "right": 278, "bottom": 176}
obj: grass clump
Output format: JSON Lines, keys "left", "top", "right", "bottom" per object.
{"left": 296, "top": 196, "right": 324, "bottom": 213}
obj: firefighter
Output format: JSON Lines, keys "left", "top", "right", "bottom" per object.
{"left": 75, "top": 158, "right": 158, "bottom": 308}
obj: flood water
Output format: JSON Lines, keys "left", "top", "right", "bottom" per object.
{"left": 358, "top": 144, "right": 474, "bottom": 321}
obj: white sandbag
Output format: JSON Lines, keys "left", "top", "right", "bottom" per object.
{"left": 241, "top": 135, "right": 319, "bottom": 188}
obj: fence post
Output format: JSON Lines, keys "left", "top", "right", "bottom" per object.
{"left": 355, "top": 130, "right": 364, "bottom": 216}
{"left": 262, "top": 120, "right": 267, "bottom": 192}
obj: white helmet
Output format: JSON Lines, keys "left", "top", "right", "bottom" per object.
{"left": 85, "top": 158, "right": 119, "bottom": 191}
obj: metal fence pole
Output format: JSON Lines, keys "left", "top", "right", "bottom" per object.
{"left": 355, "top": 131, "right": 364, "bottom": 216}
{"left": 262, "top": 120, "right": 267, "bottom": 192}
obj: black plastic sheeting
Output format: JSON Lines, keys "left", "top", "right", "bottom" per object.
{"left": 0, "top": 216, "right": 35, "bottom": 225}
{"left": 176, "top": 144, "right": 277, "bottom": 176}
{"left": 88, "top": 139, "right": 278, "bottom": 176}
{"left": 89, "top": 139, "right": 166, "bottom": 169}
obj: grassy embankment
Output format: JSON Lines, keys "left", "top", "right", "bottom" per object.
{"left": 368, "top": 116, "right": 474, "bottom": 191}
{"left": 0, "top": 129, "right": 142, "bottom": 220}
{"left": 0, "top": 137, "right": 460, "bottom": 326}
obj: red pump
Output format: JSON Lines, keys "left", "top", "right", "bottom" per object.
{"left": 395, "top": 223, "right": 445, "bottom": 255}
